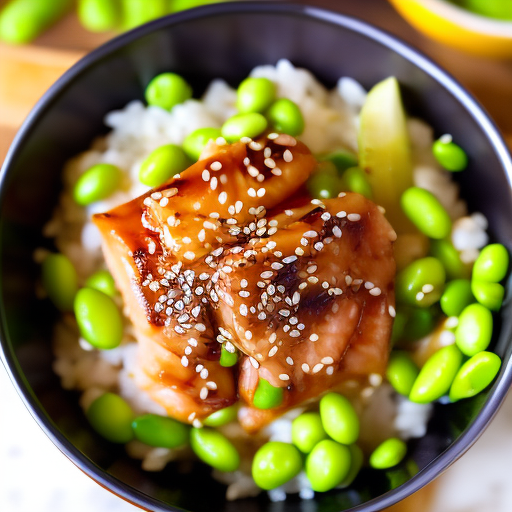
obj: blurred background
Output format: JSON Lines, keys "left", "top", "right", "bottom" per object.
{"left": 1, "top": 1, "right": 511, "bottom": 511}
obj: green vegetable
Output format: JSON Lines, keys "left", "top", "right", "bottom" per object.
{"left": 85, "top": 269, "right": 117, "bottom": 298}
{"left": 74, "top": 288, "right": 123, "bottom": 349}
{"left": 440, "top": 279, "right": 473, "bottom": 317}
{"left": 319, "top": 150, "right": 358, "bottom": 172}
{"left": 237, "top": 77, "right": 276, "bottom": 114}
{"left": 386, "top": 351, "right": 419, "bottom": 396}
{"left": 430, "top": 239, "right": 470, "bottom": 280}
{"left": 401, "top": 187, "right": 452, "bottom": 239}
{"left": 339, "top": 444, "right": 364, "bottom": 488}
{"left": 221, "top": 113, "right": 267, "bottom": 143}
{"left": 203, "top": 405, "right": 237, "bottom": 427}
{"left": 432, "top": 136, "right": 468, "bottom": 171}
{"left": 291, "top": 412, "right": 328, "bottom": 453}
{"left": 319, "top": 392, "right": 359, "bottom": 445}
{"left": 307, "top": 171, "right": 342, "bottom": 199}
{"left": 145, "top": 72, "right": 192, "bottom": 111}
{"left": 472, "top": 244, "right": 509, "bottom": 283}
{"left": 41, "top": 253, "right": 78, "bottom": 312}
{"left": 267, "top": 98, "right": 305, "bottom": 136}
{"left": 132, "top": 414, "right": 189, "bottom": 448}
{"left": 409, "top": 344, "right": 463, "bottom": 403}
{"left": 369, "top": 438, "right": 407, "bottom": 469}
{"left": 358, "top": 77, "right": 414, "bottom": 233}
{"left": 122, "top": 0, "right": 167, "bottom": 29}
{"left": 305, "top": 440, "right": 352, "bottom": 492}
{"left": 219, "top": 344, "right": 238, "bottom": 367}
{"left": 449, "top": 351, "right": 501, "bottom": 401}
{"left": 190, "top": 427, "right": 240, "bottom": 472}
{"left": 471, "top": 281, "right": 505, "bottom": 312}
{"left": 461, "top": 0, "right": 512, "bottom": 21}
{"left": 183, "top": 127, "right": 222, "bottom": 161}
{"left": 399, "top": 306, "right": 438, "bottom": 344}
{"left": 396, "top": 257, "right": 446, "bottom": 307}
{"left": 341, "top": 167, "right": 373, "bottom": 199}
{"left": 78, "top": 0, "right": 120, "bottom": 32}
{"left": 0, "top": 0, "right": 72, "bottom": 44}
{"left": 253, "top": 379, "right": 284, "bottom": 410}
{"left": 139, "top": 144, "right": 189, "bottom": 187}
{"left": 455, "top": 303, "right": 493, "bottom": 356}
{"left": 170, "top": 0, "right": 228, "bottom": 12}
{"left": 252, "top": 442, "right": 302, "bottom": 490}
{"left": 73, "top": 163, "right": 122, "bottom": 206}
{"left": 87, "top": 393, "right": 134, "bottom": 443}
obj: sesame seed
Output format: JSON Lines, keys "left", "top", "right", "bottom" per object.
{"left": 365, "top": 281, "right": 374, "bottom": 290}
{"left": 245, "top": 330, "right": 253, "bottom": 340}
{"left": 292, "top": 292, "right": 301, "bottom": 305}
{"left": 264, "top": 158, "right": 276, "bottom": 168}
{"left": 250, "top": 356, "right": 259, "bottom": 368}
{"left": 286, "top": 357, "right": 294, "bottom": 365}
{"left": 192, "top": 419, "right": 203, "bottom": 428}
{"left": 279, "top": 374, "right": 290, "bottom": 381}
{"left": 388, "top": 305, "right": 396, "bottom": 317}
{"left": 314, "top": 242, "right": 324, "bottom": 251}
{"left": 302, "top": 363, "right": 310, "bottom": 373}
{"left": 184, "top": 251, "right": 195, "bottom": 260}
{"left": 336, "top": 211, "right": 347, "bottom": 218}
{"left": 283, "top": 149, "right": 293, "bottom": 162}
{"left": 338, "top": 192, "right": 346, "bottom": 198}
{"left": 159, "top": 197, "right": 169, "bottom": 207}
{"left": 181, "top": 356, "right": 189, "bottom": 367}
{"left": 240, "top": 304, "right": 248, "bottom": 317}
{"left": 326, "top": 366, "right": 334, "bottom": 375}
{"left": 348, "top": 213, "right": 361, "bottom": 222}
{"left": 210, "top": 161, "right": 222, "bottom": 171}
{"left": 189, "top": 337, "right": 198, "bottom": 347}
{"left": 200, "top": 387, "right": 208, "bottom": 400}
{"left": 289, "top": 330, "right": 300, "bottom": 338}
{"left": 321, "top": 357, "right": 334, "bottom": 365}
{"left": 268, "top": 132, "right": 279, "bottom": 139}
{"left": 446, "top": 316, "right": 458, "bottom": 329}
{"left": 225, "top": 341, "right": 235, "bottom": 353}
{"left": 264, "top": 147, "right": 272, "bottom": 158}
{"left": 206, "top": 381, "right": 217, "bottom": 390}
{"left": 249, "top": 141, "right": 262, "bottom": 151}
{"left": 260, "top": 270, "right": 273, "bottom": 279}
{"left": 241, "top": 136, "right": 252, "bottom": 144}
{"left": 271, "top": 167, "right": 282, "bottom": 176}
{"left": 210, "top": 177, "right": 218, "bottom": 190}
{"left": 303, "top": 230, "right": 318, "bottom": 238}
{"left": 369, "top": 287, "right": 382, "bottom": 296}
{"left": 200, "top": 368, "right": 209, "bottom": 379}
{"left": 202, "top": 170, "right": 210, "bottom": 181}
{"left": 188, "top": 412, "right": 196, "bottom": 421}
{"left": 216, "top": 137, "right": 227, "bottom": 146}
{"left": 295, "top": 247, "right": 305, "bottom": 256}
{"left": 257, "top": 188, "right": 266, "bottom": 197}
{"left": 268, "top": 346, "right": 278, "bottom": 357}
{"left": 312, "top": 363, "right": 324, "bottom": 374}
{"left": 185, "top": 346, "right": 192, "bottom": 355}
{"left": 369, "top": 373, "right": 382, "bottom": 386}
{"left": 416, "top": 291, "right": 425, "bottom": 301}
{"left": 283, "top": 255, "right": 297, "bottom": 264}
{"left": 248, "top": 188, "right": 256, "bottom": 197}
{"left": 422, "top": 284, "right": 434, "bottom": 293}
{"left": 267, "top": 227, "right": 277, "bottom": 236}
{"left": 235, "top": 200, "right": 243, "bottom": 213}
{"left": 321, "top": 212, "right": 331, "bottom": 221}
{"left": 196, "top": 323, "right": 206, "bottom": 331}
{"left": 279, "top": 309, "right": 290, "bottom": 317}
{"left": 248, "top": 165, "right": 259, "bottom": 177}
{"left": 218, "top": 191, "right": 227, "bottom": 204}
{"left": 309, "top": 333, "right": 319, "bottom": 342}
{"left": 333, "top": 226, "right": 342, "bottom": 238}
{"left": 193, "top": 202, "right": 201, "bottom": 211}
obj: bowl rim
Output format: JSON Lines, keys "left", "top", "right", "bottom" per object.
{"left": 1, "top": 2, "right": 512, "bottom": 511}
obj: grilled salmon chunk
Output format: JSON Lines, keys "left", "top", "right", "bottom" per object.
{"left": 93, "top": 134, "right": 396, "bottom": 430}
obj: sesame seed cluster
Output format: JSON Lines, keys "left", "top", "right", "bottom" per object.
{"left": 94, "top": 134, "right": 397, "bottom": 430}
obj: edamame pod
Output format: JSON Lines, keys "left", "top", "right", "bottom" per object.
{"left": 253, "top": 379, "right": 284, "bottom": 410}
{"left": 85, "top": 269, "right": 117, "bottom": 298}
{"left": 183, "top": 128, "right": 222, "bottom": 161}
{"left": 386, "top": 351, "right": 419, "bottom": 396}
{"left": 341, "top": 167, "right": 373, "bottom": 199}
{"left": 203, "top": 405, "right": 238, "bottom": 427}
{"left": 291, "top": 412, "right": 328, "bottom": 453}
{"left": 369, "top": 438, "right": 407, "bottom": 469}
{"left": 432, "top": 136, "right": 468, "bottom": 171}
{"left": 73, "top": 163, "right": 122, "bottom": 206}
{"left": 42, "top": 253, "right": 78, "bottom": 312}
{"left": 455, "top": 303, "right": 493, "bottom": 356}
{"left": 132, "top": 414, "right": 189, "bottom": 448}
{"left": 252, "top": 442, "right": 302, "bottom": 490}
{"left": 319, "top": 393, "right": 359, "bottom": 445}
{"left": 306, "top": 440, "right": 352, "bottom": 492}
{"left": 139, "top": 144, "right": 189, "bottom": 187}
{"left": 473, "top": 244, "right": 509, "bottom": 283}
{"left": 237, "top": 77, "right": 275, "bottom": 114}
{"left": 267, "top": 98, "right": 304, "bottom": 136}
{"left": 145, "top": 72, "right": 192, "bottom": 111}
{"left": 440, "top": 279, "right": 473, "bottom": 317}
{"left": 471, "top": 280, "right": 504, "bottom": 312}
{"left": 78, "top": 0, "right": 120, "bottom": 32}
{"left": 221, "top": 113, "right": 267, "bottom": 142}
{"left": 87, "top": 393, "right": 134, "bottom": 443}
{"left": 219, "top": 344, "right": 238, "bottom": 367}
{"left": 190, "top": 428, "right": 240, "bottom": 472}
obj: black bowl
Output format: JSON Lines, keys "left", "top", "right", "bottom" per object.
{"left": 1, "top": 2, "right": 512, "bottom": 511}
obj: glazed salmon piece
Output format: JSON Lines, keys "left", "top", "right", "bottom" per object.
{"left": 93, "top": 135, "right": 316, "bottom": 424}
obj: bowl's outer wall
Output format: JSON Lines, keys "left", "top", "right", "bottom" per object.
{"left": 1, "top": 4, "right": 512, "bottom": 512}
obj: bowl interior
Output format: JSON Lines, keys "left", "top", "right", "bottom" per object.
{"left": 1, "top": 4, "right": 512, "bottom": 512}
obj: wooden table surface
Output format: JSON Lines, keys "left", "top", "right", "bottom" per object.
{"left": 0, "top": 1, "right": 510, "bottom": 511}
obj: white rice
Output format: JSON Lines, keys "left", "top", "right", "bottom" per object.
{"left": 46, "top": 60, "right": 485, "bottom": 501}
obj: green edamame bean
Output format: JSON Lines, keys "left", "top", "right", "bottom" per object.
{"left": 221, "top": 113, "right": 267, "bottom": 143}
{"left": 430, "top": 239, "right": 470, "bottom": 280}
{"left": 409, "top": 344, "right": 463, "bottom": 403}
{"left": 471, "top": 280, "right": 504, "bottom": 312}
{"left": 122, "top": 0, "right": 167, "bottom": 29}
{"left": 450, "top": 351, "right": 501, "bottom": 402}
{"left": 41, "top": 253, "right": 78, "bottom": 312}
{"left": 291, "top": 412, "right": 328, "bottom": 453}
{"left": 78, "top": 0, "right": 120, "bottom": 32}
{"left": 455, "top": 303, "right": 493, "bottom": 356}
{"left": 253, "top": 379, "right": 284, "bottom": 410}
{"left": 386, "top": 351, "right": 419, "bottom": 396}
{"left": 440, "top": 279, "right": 474, "bottom": 317}
{"left": 432, "top": 137, "right": 468, "bottom": 171}
{"left": 319, "top": 393, "right": 359, "bottom": 445}
{"left": 400, "top": 306, "right": 438, "bottom": 344}
{"left": 252, "top": 442, "right": 302, "bottom": 490}
{"left": 307, "top": 171, "right": 342, "bottom": 200}
{"left": 237, "top": 77, "right": 276, "bottom": 114}
{"left": 170, "top": 0, "right": 227, "bottom": 12}
{"left": 473, "top": 244, "right": 509, "bottom": 283}
{"left": 85, "top": 269, "right": 117, "bottom": 298}
{"left": 183, "top": 127, "right": 222, "bottom": 161}
{"left": 139, "top": 144, "right": 189, "bottom": 187}
{"left": 396, "top": 257, "right": 446, "bottom": 308}
{"left": 132, "top": 414, "right": 189, "bottom": 448}
{"left": 401, "top": 187, "right": 452, "bottom": 239}
{"left": 74, "top": 288, "right": 123, "bottom": 349}
{"left": 319, "top": 150, "right": 358, "bottom": 172}
{"left": 341, "top": 167, "right": 373, "bottom": 199}
{"left": 145, "top": 72, "right": 192, "bottom": 111}
{"left": 219, "top": 344, "right": 238, "bottom": 367}
{"left": 306, "top": 440, "right": 352, "bottom": 492}
{"left": 73, "top": 163, "right": 122, "bottom": 206}
{"left": 267, "top": 98, "right": 304, "bottom": 136}
{"left": 369, "top": 438, "right": 407, "bottom": 469}
{"left": 0, "top": 0, "right": 71, "bottom": 44}
{"left": 463, "top": 0, "right": 512, "bottom": 20}
{"left": 203, "top": 405, "right": 238, "bottom": 427}
{"left": 339, "top": 444, "right": 363, "bottom": 488}
{"left": 190, "top": 427, "right": 240, "bottom": 472}
{"left": 87, "top": 393, "right": 134, "bottom": 443}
